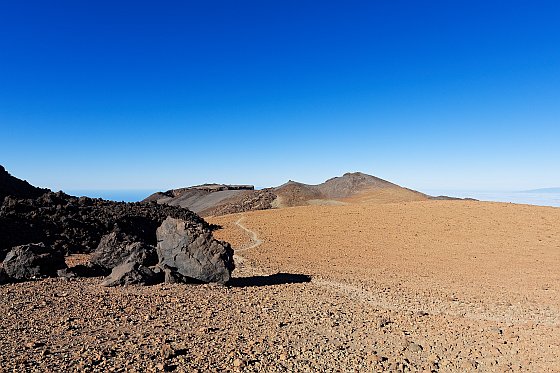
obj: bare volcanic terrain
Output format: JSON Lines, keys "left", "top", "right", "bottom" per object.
{"left": 273, "top": 172, "right": 428, "bottom": 208}
{"left": 146, "top": 172, "right": 430, "bottom": 216}
{"left": 0, "top": 165, "right": 49, "bottom": 201}
{"left": 2, "top": 166, "right": 559, "bottom": 371}
{"left": 1, "top": 199, "right": 559, "bottom": 371}
{"left": 144, "top": 184, "right": 276, "bottom": 216}
{"left": 208, "top": 200, "right": 560, "bottom": 371}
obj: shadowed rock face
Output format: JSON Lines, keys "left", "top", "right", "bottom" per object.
{"left": 0, "top": 165, "right": 237, "bottom": 286}
{"left": 157, "top": 217, "right": 235, "bottom": 284}
{"left": 3, "top": 243, "right": 66, "bottom": 280}
{"left": 101, "top": 262, "right": 162, "bottom": 287}
{"left": 0, "top": 265, "right": 8, "bottom": 284}
{"left": 99, "top": 216, "right": 235, "bottom": 286}
{"left": 90, "top": 231, "right": 158, "bottom": 271}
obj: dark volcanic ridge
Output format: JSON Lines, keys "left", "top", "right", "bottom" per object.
{"left": 0, "top": 165, "right": 49, "bottom": 201}
{"left": 0, "top": 191, "right": 208, "bottom": 259}
{"left": 0, "top": 166, "right": 234, "bottom": 287}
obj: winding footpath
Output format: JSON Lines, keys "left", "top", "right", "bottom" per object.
{"left": 230, "top": 215, "right": 560, "bottom": 326}
{"left": 234, "top": 217, "right": 263, "bottom": 252}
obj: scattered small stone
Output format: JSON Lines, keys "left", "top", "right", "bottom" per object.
{"left": 377, "top": 318, "right": 391, "bottom": 328}
{"left": 161, "top": 344, "right": 175, "bottom": 360}
{"left": 25, "top": 341, "right": 45, "bottom": 349}
{"left": 407, "top": 342, "right": 423, "bottom": 353}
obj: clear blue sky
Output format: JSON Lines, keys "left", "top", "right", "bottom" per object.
{"left": 1, "top": 1, "right": 559, "bottom": 192}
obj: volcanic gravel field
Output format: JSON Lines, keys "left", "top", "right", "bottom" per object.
{"left": 1, "top": 200, "right": 559, "bottom": 371}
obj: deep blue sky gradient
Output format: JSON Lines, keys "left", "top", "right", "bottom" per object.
{"left": 1, "top": 1, "right": 559, "bottom": 191}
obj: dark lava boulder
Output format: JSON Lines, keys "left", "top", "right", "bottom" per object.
{"left": 90, "top": 231, "right": 158, "bottom": 271}
{"left": 3, "top": 243, "right": 66, "bottom": 280}
{"left": 101, "top": 262, "right": 162, "bottom": 287}
{"left": 157, "top": 217, "right": 234, "bottom": 284}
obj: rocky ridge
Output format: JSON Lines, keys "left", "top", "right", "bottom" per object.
{"left": 0, "top": 191, "right": 209, "bottom": 260}
{"left": 0, "top": 166, "right": 234, "bottom": 286}
{"left": 0, "top": 165, "right": 49, "bottom": 201}
{"left": 146, "top": 172, "right": 432, "bottom": 216}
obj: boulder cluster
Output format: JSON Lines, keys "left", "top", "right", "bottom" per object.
{"left": 0, "top": 166, "right": 235, "bottom": 286}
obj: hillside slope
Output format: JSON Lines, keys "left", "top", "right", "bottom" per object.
{"left": 143, "top": 184, "right": 276, "bottom": 216}
{"left": 274, "top": 172, "right": 428, "bottom": 207}
{"left": 145, "top": 172, "right": 431, "bottom": 215}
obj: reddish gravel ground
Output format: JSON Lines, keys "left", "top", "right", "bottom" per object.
{"left": 210, "top": 200, "right": 560, "bottom": 371}
{"left": 1, "top": 200, "right": 559, "bottom": 372}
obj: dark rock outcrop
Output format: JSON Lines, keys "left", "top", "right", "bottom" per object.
{"left": 157, "top": 217, "right": 234, "bottom": 284}
{"left": 90, "top": 231, "right": 158, "bottom": 271}
{"left": 0, "top": 191, "right": 210, "bottom": 261}
{"left": 66, "top": 263, "right": 107, "bottom": 278}
{"left": 0, "top": 165, "right": 49, "bottom": 202}
{"left": 429, "top": 195, "right": 478, "bottom": 201}
{"left": 0, "top": 165, "right": 237, "bottom": 287}
{"left": 101, "top": 262, "right": 162, "bottom": 287}
{"left": 3, "top": 243, "right": 66, "bottom": 280}
{"left": 57, "top": 268, "right": 77, "bottom": 279}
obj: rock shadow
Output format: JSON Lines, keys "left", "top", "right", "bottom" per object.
{"left": 208, "top": 223, "right": 223, "bottom": 231}
{"left": 228, "top": 273, "right": 312, "bottom": 288}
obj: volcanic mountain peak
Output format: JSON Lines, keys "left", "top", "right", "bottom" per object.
{"left": 273, "top": 171, "right": 426, "bottom": 207}
{"left": 319, "top": 171, "right": 398, "bottom": 198}
{"left": 145, "top": 171, "right": 430, "bottom": 215}
{"left": 0, "top": 165, "right": 50, "bottom": 201}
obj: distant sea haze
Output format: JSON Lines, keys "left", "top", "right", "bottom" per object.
{"left": 65, "top": 190, "right": 157, "bottom": 203}
{"left": 66, "top": 189, "right": 560, "bottom": 208}
{"left": 422, "top": 190, "right": 560, "bottom": 208}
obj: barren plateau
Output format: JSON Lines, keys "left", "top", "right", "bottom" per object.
{"left": 2, "top": 199, "right": 559, "bottom": 372}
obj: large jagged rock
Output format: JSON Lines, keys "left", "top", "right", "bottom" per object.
{"left": 157, "top": 217, "right": 234, "bottom": 284}
{"left": 101, "top": 262, "right": 162, "bottom": 287}
{"left": 3, "top": 243, "right": 66, "bottom": 280}
{"left": 90, "top": 231, "right": 158, "bottom": 271}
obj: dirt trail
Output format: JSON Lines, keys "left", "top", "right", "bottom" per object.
{"left": 234, "top": 217, "right": 263, "bottom": 252}
{"left": 230, "top": 214, "right": 560, "bottom": 325}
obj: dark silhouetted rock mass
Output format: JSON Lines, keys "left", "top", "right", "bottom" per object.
{"left": 0, "top": 165, "right": 49, "bottom": 201}
{"left": 0, "top": 166, "right": 235, "bottom": 286}
{"left": 0, "top": 191, "right": 209, "bottom": 261}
